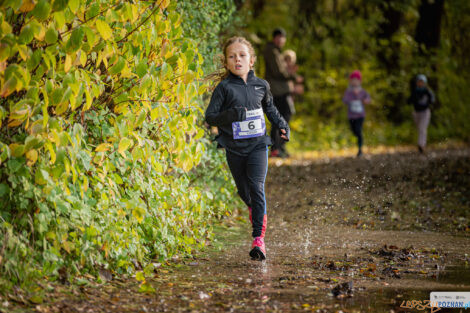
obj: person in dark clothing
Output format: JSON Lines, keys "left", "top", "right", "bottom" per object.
{"left": 408, "top": 74, "right": 435, "bottom": 153}
{"left": 205, "top": 36, "right": 289, "bottom": 260}
{"left": 263, "top": 28, "right": 296, "bottom": 158}
{"left": 342, "top": 70, "right": 371, "bottom": 157}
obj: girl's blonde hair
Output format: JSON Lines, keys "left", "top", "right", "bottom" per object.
{"left": 206, "top": 36, "right": 257, "bottom": 83}
{"left": 283, "top": 49, "right": 296, "bottom": 64}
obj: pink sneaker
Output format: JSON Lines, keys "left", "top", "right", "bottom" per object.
{"left": 250, "top": 236, "right": 266, "bottom": 260}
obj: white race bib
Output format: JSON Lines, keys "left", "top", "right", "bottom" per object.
{"left": 350, "top": 100, "right": 364, "bottom": 113}
{"left": 232, "top": 108, "right": 266, "bottom": 140}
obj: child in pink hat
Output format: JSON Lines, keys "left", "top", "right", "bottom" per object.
{"left": 342, "top": 70, "right": 371, "bottom": 157}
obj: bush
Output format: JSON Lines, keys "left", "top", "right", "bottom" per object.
{"left": 0, "top": 0, "right": 239, "bottom": 291}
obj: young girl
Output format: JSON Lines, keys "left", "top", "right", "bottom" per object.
{"left": 407, "top": 74, "right": 435, "bottom": 153}
{"left": 205, "top": 37, "right": 289, "bottom": 260}
{"left": 342, "top": 70, "right": 371, "bottom": 157}
{"left": 283, "top": 49, "right": 304, "bottom": 116}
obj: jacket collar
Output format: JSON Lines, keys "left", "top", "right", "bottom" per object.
{"left": 228, "top": 70, "right": 256, "bottom": 84}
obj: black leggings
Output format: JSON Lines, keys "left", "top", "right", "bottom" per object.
{"left": 349, "top": 117, "right": 364, "bottom": 150}
{"left": 226, "top": 145, "right": 268, "bottom": 238}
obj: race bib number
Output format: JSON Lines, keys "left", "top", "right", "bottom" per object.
{"left": 232, "top": 108, "right": 266, "bottom": 139}
{"left": 350, "top": 100, "right": 364, "bottom": 113}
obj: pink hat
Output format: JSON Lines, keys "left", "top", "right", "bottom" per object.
{"left": 349, "top": 70, "right": 362, "bottom": 81}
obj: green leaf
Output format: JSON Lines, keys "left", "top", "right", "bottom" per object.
{"left": 26, "top": 49, "right": 42, "bottom": 71}
{"left": 95, "top": 19, "right": 113, "bottom": 41}
{"left": 18, "top": 25, "right": 34, "bottom": 45}
{"left": 32, "top": 0, "right": 52, "bottom": 21}
{"left": 108, "top": 57, "right": 125, "bottom": 75}
{"left": 85, "top": 3, "right": 100, "bottom": 20}
{"left": 51, "top": 88, "right": 64, "bottom": 106}
{"left": 135, "top": 61, "right": 148, "bottom": 78}
{"left": 54, "top": 11, "right": 66, "bottom": 29}
{"left": 66, "top": 26, "right": 84, "bottom": 53}
{"left": 0, "top": 43, "right": 11, "bottom": 62}
{"left": 45, "top": 27, "right": 58, "bottom": 44}
{"left": 0, "top": 183, "right": 9, "bottom": 197}
{"left": 52, "top": 0, "right": 68, "bottom": 12}
{"left": 68, "top": 0, "right": 79, "bottom": 13}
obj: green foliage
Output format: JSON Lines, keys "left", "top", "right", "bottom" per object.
{"left": 177, "top": 0, "right": 239, "bottom": 74}
{"left": 0, "top": 0, "right": 238, "bottom": 291}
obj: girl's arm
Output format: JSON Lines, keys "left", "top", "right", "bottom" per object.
{"left": 205, "top": 84, "right": 246, "bottom": 126}
{"left": 363, "top": 90, "right": 371, "bottom": 104}
{"left": 427, "top": 88, "right": 436, "bottom": 104}
{"left": 262, "top": 82, "right": 290, "bottom": 140}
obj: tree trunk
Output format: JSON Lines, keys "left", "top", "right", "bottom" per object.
{"left": 414, "top": 0, "right": 445, "bottom": 110}
{"left": 415, "top": 0, "right": 444, "bottom": 51}
{"left": 377, "top": 1, "right": 403, "bottom": 72}
{"left": 376, "top": 1, "right": 405, "bottom": 123}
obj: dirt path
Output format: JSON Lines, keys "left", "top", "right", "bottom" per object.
{"left": 33, "top": 147, "right": 470, "bottom": 313}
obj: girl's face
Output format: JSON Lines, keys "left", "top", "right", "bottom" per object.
{"left": 225, "top": 42, "right": 254, "bottom": 78}
{"left": 417, "top": 80, "right": 426, "bottom": 88}
{"left": 350, "top": 78, "right": 361, "bottom": 88}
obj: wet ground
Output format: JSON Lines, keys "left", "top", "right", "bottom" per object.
{"left": 11, "top": 146, "right": 470, "bottom": 312}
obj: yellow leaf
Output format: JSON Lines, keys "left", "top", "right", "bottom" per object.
{"left": 1, "top": 21, "right": 12, "bottom": 35}
{"left": 26, "top": 149, "right": 38, "bottom": 166}
{"left": 20, "top": 0, "right": 36, "bottom": 13}
{"left": 7, "top": 118, "right": 24, "bottom": 127}
{"left": 18, "top": 45, "right": 30, "bottom": 61}
{"left": 95, "top": 143, "right": 111, "bottom": 152}
{"left": 118, "top": 137, "right": 133, "bottom": 155}
{"left": 1, "top": 76, "right": 17, "bottom": 98}
{"left": 45, "top": 142, "right": 56, "bottom": 164}
{"left": 34, "top": 24, "right": 45, "bottom": 41}
{"left": 9, "top": 143, "right": 25, "bottom": 157}
{"left": 64, "top": 54, "right": 72, "bottom": 72}
{"left": 95, "top": 20, "right": 113, "bottom": 41}
{"left": 84, "top": 88, "right": 92, "bottom": 111}
{"left": 135, "top": 271, "right": 145, "bottom": 282}
{"left": 80, "top": 50, "right": 87, "bottom": 67}
{"left": 62, "top": 241, "right": 75, "bottom": 253}
{"left": 82, "top": 176, "right": 88, "bottom": 192}
{"left": 132, "top": 207, "right": 145, "bottom": 223}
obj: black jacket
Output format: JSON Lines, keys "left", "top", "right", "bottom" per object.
{"left": 408, "top": 87, "right": 435, "bottom": 112}
{"left": 205, "top": 70, "right": 289, "bottom": 156}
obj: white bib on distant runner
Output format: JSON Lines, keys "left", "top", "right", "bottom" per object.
{"left": 232, "top": 108, "right": 266, "bottom": 140}
{"left": 350, "top": 100, "right": 364, "bottom": 114}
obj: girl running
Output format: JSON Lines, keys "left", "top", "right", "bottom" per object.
{"left": 342, "top": 70, "right": 371, "bottom": 157}
{"left": 408, "top": 74, "right": 435, "bottom": 153}
{"left": 205, "top": 36, "right": 289, "bottom": 260}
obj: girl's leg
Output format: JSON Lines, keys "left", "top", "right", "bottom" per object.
{"left": 356, "top": 118, "right": 364, "bottom": 151}
{"left": 419, "top": 109, "right": 431, "bottom": 148}
{"left": 349, "top": 118, "right": 363, "bottom": 154}
{"left": 413, "top": 110, "right": 421, "bottom": 147}
{"left": 246, "top": 146, "right": 269, "bottom": 238}
{"left": 226, "top": 151, "right": 251, "bottom": 207}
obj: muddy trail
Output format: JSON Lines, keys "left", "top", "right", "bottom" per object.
{"left": 30, "top": 147, "right": 470, "bottom": 312}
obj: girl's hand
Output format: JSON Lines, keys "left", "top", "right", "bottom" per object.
{"left": 363, "top": 97, "right": 371, "bottom": 104}
{"left": 280, "top": 128, "right": 289, "bottom": 141}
